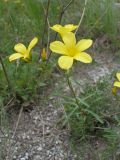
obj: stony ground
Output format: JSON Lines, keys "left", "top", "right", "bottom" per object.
{"left": 4, "top": 104, "right": 75, "bottom": 160}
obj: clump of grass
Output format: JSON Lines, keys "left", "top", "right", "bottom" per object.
{"left": 62, "top": 78, "right": 119, "bottom": 139}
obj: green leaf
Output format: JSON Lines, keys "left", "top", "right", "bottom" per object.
{"left": 63, "top": 105, "right": 78, "bottom": 126}
{"left": 62, "top": 96, "right": 90, "bottom": 108}
{"left": 77, "top": 97, "right": 90, "bottom": 108}
{"left": 63, "top": 101, "right": 78, "bottom": 107}
{"left": 83, "top": 108, "right": 104, "bottom": 124}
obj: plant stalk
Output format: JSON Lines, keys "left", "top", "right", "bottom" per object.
{"left": 41, "top": 0, "right": 51, "bottom": 48}
{"left": 75, "top": 0, "right": 88, "bottom": 35}
{"left": 66, "top": 71, "right": 80, "bottom": 107}
{"left": 0, "top": 55, "right": 11, "bottom": 91}
{"left": 54, "top": 0, "right": 74, "bottom": 40}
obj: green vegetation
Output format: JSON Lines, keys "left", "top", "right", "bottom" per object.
{"left": 52, "top": 73, "right": 120, "bottom": 159}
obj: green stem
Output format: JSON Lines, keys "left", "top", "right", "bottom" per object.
{"left": 41, "top": 0, "right": 51, "bottom": 48}
{"left": 66, "top": 71, "right": 80, "bottom": 107}
{"left": 0, "top": 55, "right": 11, "bottom": 91}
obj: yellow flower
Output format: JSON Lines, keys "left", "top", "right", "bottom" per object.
{"left": 9, "top": 37, "right": 38, "bottom": 62}
{"left": 113, "top": 72, "right": 120, "bottom": 88}
{"left": 41, "top": 48, "right": 47, "bottom": 61}
{"left": 50, "top": 24, "right": 78, "bottom": 37}
{"left": 50, "top": 32, "right": 93, "bottom": 70}
{"left": 112, "top": 87, "right": 117, "bottom": 95}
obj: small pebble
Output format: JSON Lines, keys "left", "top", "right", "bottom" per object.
{"left": 20, "top": 158, "right": 26, "bottom": 160}
{"left": 37, "top": 146, "right": 42, "bottom": 151}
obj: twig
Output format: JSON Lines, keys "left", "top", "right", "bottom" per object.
{"left": 47, "top": 0, "right": 74, "bottom": 62}
{"left": 101, "top": 111, "right": 120, "bottom": 118}
{"left": 4, "top": 96, "right": 15, "bottom": 110}
{"left": 6, "top": 106, "right": 23, "bottom": 160}
{"left": 75, "top": 0, "right": 88, "bottom": 35}
{"left": 40, "top": 111, "right": 45, "bottom": 160}
{"left": 62, "top": 0, "right": 74, "bottom": 13}
{"left": 0, "top": 55, "right": 11, "bottom": 91}
{"left": 54, "top": 0, "right": 74, "bottom": 40}
{"left": 40, "top": 1, "right": 50, "bottom": 28}
{"left": 12, "top": 106, "right": 23, "bottom": 138}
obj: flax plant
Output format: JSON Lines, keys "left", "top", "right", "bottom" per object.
{"left": 50, "top": 24, "right": 93, "bottom": 112}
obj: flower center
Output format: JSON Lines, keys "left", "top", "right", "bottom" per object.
{"left": 23, "top": 50, "right": 30, "bottom": 59}
{"left": 67, "top": 46, "right": 77, "bottom": 57}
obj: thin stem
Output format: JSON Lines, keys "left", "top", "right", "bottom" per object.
{"left": 41, "top": 0, "right": 51, "bottom": 48}
{"left": 55, "top": 0, "right": 74, "bottom": 40}
{"left": 40, "top": 0, "right": 50, "bottom": 28}
{"left": 101, "top": 111, "right": 120, "bottom": 118}
{"left": 66, "top": 71, "right": 80, "bottom": 107}
{"left": 75, "top": 0, "right": 88, "bottom": 35}
{"left": 0, "top": 55, "right": 11, "bottom": 91}
{"left": 46, "top": 23, "right": 50, "bottom": 57}
{"left": 6, "top": 106, "right": 23, "bottom": 159}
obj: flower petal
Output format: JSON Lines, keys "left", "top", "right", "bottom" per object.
{"left": 9, "top": 53, "right": 23, "bottom": 62}
{"left": 114, "top": 81, "right": 120, "bottom": 88}
{"left": 50, "top": 24, "right": 78, "bottom": 33}
{"left": 76, "top": 39, "right": 93, "bottom": 52}
{"left": 116, "top": 73, "right": 120, "bottom": 81}
{"left": 14, "top": 43, "right": 27, "bottom": 54}
{"left": 62, "top": 32, "right": 76, "bottom": 46}
{"left": 50, "top": 24, "right": 61, "bottom": 32}
{"left": 50, "top": 41, "right": 67, "bottom": 55}
{"left": 74, "top": 52, "right": 92, "bottom": 63}
{"left": 64, "top": 24, "right": 78, "bottom": 31}
{"left": 28, "top": 37, "right": 38, "bottom": 51}
{"left": 58, "top": 56, "right": 73, "bottom": 70}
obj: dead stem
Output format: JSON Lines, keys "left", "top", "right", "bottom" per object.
{"left": 0, "top": 55, "right": 11, "bottom": 91}
{"left": 4, "top": 96, "right": 15, "bottom": 110}
{"left": 40, "top": 1, "right": 50, "bottom": 28}
{"left": 75, "top": 0, "right": 88, "bottom": 35}
{"left": 6, "top": 106, "right": 23, "bottom": 160}
{"left": 40, "top": 111, "right": 45, "bottom": 160}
